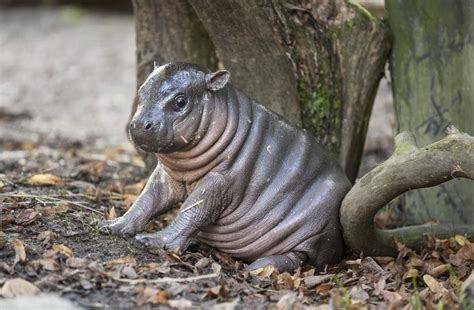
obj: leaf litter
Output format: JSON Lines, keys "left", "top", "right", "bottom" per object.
{"left": 0, "top": 142, "right": 473, "bottom": 309}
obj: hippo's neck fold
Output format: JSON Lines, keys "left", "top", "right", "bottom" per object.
{"left": 158, "top": 87, "right": 249, "bottom": 183}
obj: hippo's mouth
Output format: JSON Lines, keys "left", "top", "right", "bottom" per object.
{"left": 137, "top": 141, "right": 172, "bottom": 154}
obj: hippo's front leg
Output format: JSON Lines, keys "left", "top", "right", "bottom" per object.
{"left": 135, "top": 172, "right": 231, "bottom": 253}
{"left": 99, "top": 164, "right": 185, "bottom": 236}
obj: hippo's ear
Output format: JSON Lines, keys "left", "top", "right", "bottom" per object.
{"left": 206, "top": 70, "right": 230, "bottom": 91}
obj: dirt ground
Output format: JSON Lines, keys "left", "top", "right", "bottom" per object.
{"left": 2, "top": 5, "right": 471, "bottom": 310}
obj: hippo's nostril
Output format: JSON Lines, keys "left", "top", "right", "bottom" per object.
{"left": 144, "top": 121, "right": 153, "bottom": 131}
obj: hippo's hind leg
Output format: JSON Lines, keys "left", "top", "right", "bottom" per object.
{"left": 247, "top": 252, "right": 307, "bottom": 273}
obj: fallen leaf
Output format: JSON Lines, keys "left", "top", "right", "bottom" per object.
{"left": 454, "top": 235, "right": 470, "bottom": 246}
{"left": 276, "top": 292, "right": 298, "bottom": 310}
{"left": 403, "top": 268, "right": 418, "bottom": 280}
{"left": 349, "top": 285, "right": 370, "bottom": 303}
{"left": 16, "top": 209, "right": 40, "bottom": 226}
{"left": 52, "top": 243, "right": 74, "bottom": 257}
{"left": 119, "top": 265, "right": 138, "bottom": 279}
{"left": 303, "top": 275, "right": 332, "bottom": 288}
{"left": 0, "top": 278, "right": 40, "bottom": 297}
{"left": 250, "top": 265, "right": 275, "bottom": 278}
{"left": 104, "top": 255, "right": 137, "bottom": 268}
{"left": 29, "top": 258, "right": 60, "bottom": 271}
{"left": 195, "top": 257, "right": 210, "bottom": 270}
{"left": 211, "top": 262, "right": 222, "bottom": 276}
{"left": 124, "top": 181, "right": 145, "bottom": 194}
{"left": 41, "top": 203, "right": 70, "bottom": 215}
{"left": 37, "top": 230, "right": 55, "bottom": 245}
{"left": 146, "top": 288, "right": 169, "bottom": 304}
{"left": 382, "top": 290, "right": 402, "bottom": 304}
{"left": 423, "top": 274, "right": 448, "bottom": 294}
{"left": 136, "top": 262, "right": 161, "bottom": 273}
{"left": 428, "top": 264, "right": 450, "bottom": 277}
{"left": 66, "top": 257, "right": 89, "bottom": 268}
{"left": 206, "top": 285, "right": 226, "bottom": 298}
{"left": 12, "top": 239, "right": 26, "bottom": 265}
{"left": 121, "top": 194, "right": 137, "bottom": 210}
{"left": 168, "top": 298, "right": 193, "bottom": 309}
{"left": 315, "top": 283, "right": 333, "bottom": 294}
{"left": 106, "top": 206, "right": 117, "bottom": 220}
{"left": 27, "top": 174, "right": 63, "bottom": 186}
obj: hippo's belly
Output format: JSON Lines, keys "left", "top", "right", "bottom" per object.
{"left": 197, "top": 132, "right": 340, "bottom": 261}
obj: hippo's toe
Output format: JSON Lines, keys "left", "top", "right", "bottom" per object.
{"left": 98, "top": 217, "right": 140, "bottom": 237}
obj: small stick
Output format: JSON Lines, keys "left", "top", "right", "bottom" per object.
{"left": 180, "top": 199, "right": 204, "bottom": 213}
{"left": 111, "top": 272, "right": 219, "bottom": 285}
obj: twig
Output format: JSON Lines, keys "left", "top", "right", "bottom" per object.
{"left": 0, "top": 193, "right": 103, "bottom": 215}
{"left": 180, "top": 199, "right": 204, "bottom": 213}
{"left": 92, "top": 267, "right": 218, "bottom": 285}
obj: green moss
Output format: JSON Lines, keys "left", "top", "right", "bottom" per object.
{"left": 299, "top": 79, "right": 342, "bottom": 151}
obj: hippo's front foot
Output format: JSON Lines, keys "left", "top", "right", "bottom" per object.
{"left": 98, "top": 216, "right": 145, "bottom": 237}
{"left": 135, "top": 228, "right": 190, "bottom": 254}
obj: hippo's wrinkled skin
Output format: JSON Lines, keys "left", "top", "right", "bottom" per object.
{"left": 99, "top": 62, "right": 351, "bottom": 272}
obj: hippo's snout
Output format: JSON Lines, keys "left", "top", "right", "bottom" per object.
{"left": 129, "top": 118, "right": 164, "bottom": 152}
{"left": 130, "top": 118, "right": 159, "bottom": 132}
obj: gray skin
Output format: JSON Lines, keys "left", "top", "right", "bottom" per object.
{"left": 98, "top": 62, "right": 351, "bottom": 272}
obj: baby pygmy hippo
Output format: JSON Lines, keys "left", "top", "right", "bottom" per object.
{"left": 99, "top": 62, "right": 351, "bottom": 272}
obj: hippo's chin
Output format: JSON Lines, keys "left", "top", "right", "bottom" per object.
{"left": 137, "top": 142, "right": 173, "bottom": 154}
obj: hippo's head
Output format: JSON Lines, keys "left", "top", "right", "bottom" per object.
{"left": 129, "top": 62, "right": 230, "bottom": 153}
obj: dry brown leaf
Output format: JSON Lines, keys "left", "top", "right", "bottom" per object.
{"left": 66, "top": 257, "right": 89, "bottom": 269}
{"left": 121, "top": 194, "right": 137, "bottom": 210}
{"left": 315, "top": 283, "right": 333, "bottom": 294}
{"left": 277, "top": 272, "right": 295, "bottom": 289}
{"left": 450, "top": 243, "right": 474, "bottom": 266}
{"left": 211, "top": 262, "right": 222, "bottom": 275}
{"left": 52, "top": 243, "right": 74, "bottom": 257}
{"left": 402, "top": 268, "right": 418, "bottom": 280}
{"left": 429, "top": 264, "right": 450, "bottom": 277}
{"left": 250, "top": 264, "right": 275, "bottom": 278}
{"left": 104, "top": 255, "right": 137, "bottom": 268}
{"left": 12, "top": 239, "right": 26, "bottom": 265}
{"left": 124, "top": 181, "right": 145, "bottom": 194}
{"left": 276, "top": 292, "right": 298, "bottom": 310}
{"left": 195, "top": 257, "right": 210, "bottom": 270}
{"left": 27, "top": 174, "right": 63, "bottom": 186}
{"left": 41, "top": 203, "right": 70, "bottom": 215}
{"left": 423, "top": 274, "right": 448, "bottom": 294}
{"left": 37, "top": 230, "right": 55, "bottom": 244}
{"left": 349, "top": 285, "right": 370, "bottom": 303}
{"left": 0, "top": 278, "right": 40, "bottom": 297}
{"left": 454, "top": 235, "right": 470, "bottom": 246}
{"left": 303, "top": 274, "right": 332, "bottom": 288}
{"left": 30, "top": 258, "right": 60, "bottom": 271}
{"left": 136, "top": 262, "right": 161, "bottom": 273}
{"left": 382, "top": 290, "right": 402, "bottom": 304}
{"left": 106, "top": 206, "right": 117, "bottom": 220}
{"left": 168, "top": 298, "right": 193, "bottom": 309}
{"left": 16, "top": 209, "right": 40, "bottom": 226}
{"left": 145, "top": 288, "right": 169, "bottom": 304}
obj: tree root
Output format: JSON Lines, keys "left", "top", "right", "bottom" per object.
{"left": 340, "top": 125, "right": 474, "bottom": 256}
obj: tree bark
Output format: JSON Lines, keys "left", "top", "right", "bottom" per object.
{"left": 386, "top": 0, "right": 474, "bottom": 226}
{"left": 135, "top": 0, "right": 390, "bottom": 182}
{"left": 340, "top": 126, "right": 474, "bottom": 256}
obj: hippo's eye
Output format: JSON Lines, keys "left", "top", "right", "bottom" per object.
{"left": 175, "top": 95, "right": 187, "bottom": 110}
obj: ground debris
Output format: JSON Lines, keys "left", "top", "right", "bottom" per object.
{"left": 0, "top": 144, "right": 472, "bottom": 308}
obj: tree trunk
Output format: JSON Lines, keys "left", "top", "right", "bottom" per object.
{"left": 386, "top": 0, "right": 474, "bottom": 226}
{"left": 132, "top": 0, "right": 390, "bottom": 182}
